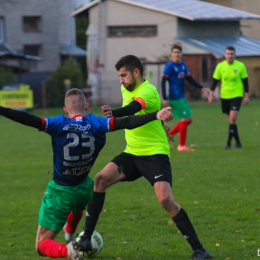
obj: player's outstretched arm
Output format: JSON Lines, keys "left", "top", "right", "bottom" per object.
{"left": 0, "top": 106, "right": 42, "bottom": 129}
{"left": 102, "top": 100, "right": 142, "bottom": 118}
{"left": 185, "top": 75, "right": 204, "bottom": 89}
{"left": 112, "top": 107, "right": 173, "bottom": 131}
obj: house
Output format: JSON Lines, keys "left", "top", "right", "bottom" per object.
{"left": 72, "top": 0, "right": 260, "bottom": 104}
{"left": 0, "top": 0, "right": 87, "bottom": 105}
{"left": 0, "top": 0, "right": 86, "bottom": 73}
{"left": 201, "top": 0, "right": 260, "bottom": 39}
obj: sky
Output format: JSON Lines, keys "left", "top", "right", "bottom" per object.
{"left": 74, "top": 0, "right": 90, "bottom": 9}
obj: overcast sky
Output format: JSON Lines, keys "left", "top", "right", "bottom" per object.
{"left": 74, "top": 0, "right": 90, "bottom": 9}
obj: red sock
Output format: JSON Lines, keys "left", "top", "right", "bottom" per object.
{"left": 66, "top": 211, "right": 83, "bottom": 234}
{"left": 169, "top": 122, "right": 181, "bottom": 135}
{"left": 179, "top": 121, "right": 190, "bottom": 146}
{"left": 38, "top": 239, "right": 68, "bottom": 258}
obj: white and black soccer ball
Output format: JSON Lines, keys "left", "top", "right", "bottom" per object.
{"left": 76, "top": 231, "right": 103, "bottom": 258}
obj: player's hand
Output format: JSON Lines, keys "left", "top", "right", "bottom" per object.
{"left": 101, "top": 105, "right": 112, "bottom": 118}
{"left": 208, "top": 95, "right": 213, "bottom": 104}
{"left": 162, "top": 100, "right": 169, "bottom": 107}
{"left": 157, "top": 107, "right": 173, "bottom": 121}
{"left": 243, "top": 94, "right": 249, "bottom": 105}
{"left": 163, "top": 123, "right": 174, "bottom": 142}
{"left": 201, "top": 88, "right": 209, "bottom": 95}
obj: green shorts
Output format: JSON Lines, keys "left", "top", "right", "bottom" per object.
{"left": 38, "top": 176, "right": 94, "bottom": 232}
{"left": 169, "top": 98, "right": 192, "bottom": 119}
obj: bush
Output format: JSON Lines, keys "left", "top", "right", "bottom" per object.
{"left": 0, "top": 67, "right": 17, "bottom": 88}
{"left": 46, "top": 58, "right": 84, "bottom": 107}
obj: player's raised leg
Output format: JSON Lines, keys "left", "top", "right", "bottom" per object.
{"left": 154, "top": 182, "right": 212, "bottom": 260}
{"left": 36, "top": 225, "right": 82, "bottom": 260}
{"left": 78, "top": 162, "right": 127, "bottom": 252}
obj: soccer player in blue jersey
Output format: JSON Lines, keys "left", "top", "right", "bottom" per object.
{"left": 0, "top": 88, "right": 173, "bottom": 260}
{"left": 162, "top": 43, "right": 209, "bottom": 151}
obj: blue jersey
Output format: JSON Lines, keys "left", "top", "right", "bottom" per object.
{"left": 162, "top": 60, "right": 190, "bottom": 100}
{"left": 42, "top": 113, "right": 112, "bottom": 186}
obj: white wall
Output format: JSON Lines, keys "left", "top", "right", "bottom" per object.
{"left": 89, "top": 0, "right": 178, "bottom": 104}
{"left": 0, "top": 0, "right": 75, "bottom": 72}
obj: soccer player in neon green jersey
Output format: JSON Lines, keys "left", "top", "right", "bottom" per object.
{"left": 78, "top": 55, "right": 212, "bottom": 260}
{"left": 208, "top": 46, "right": 249, "bottom": 149}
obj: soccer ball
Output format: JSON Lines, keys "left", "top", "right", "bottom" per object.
{"left": 75, "top": 230, "right": 103, "bottom": 258}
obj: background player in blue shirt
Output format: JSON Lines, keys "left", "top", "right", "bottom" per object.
{"left": 0, "top": 88, "right": 173, "bottom": 260}
{"left": 161, "top": 43, "right": 209, "bottom": 151}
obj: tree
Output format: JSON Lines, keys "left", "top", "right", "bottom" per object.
{"left": 46, "top": 58, "right": 84, "bottom": 107}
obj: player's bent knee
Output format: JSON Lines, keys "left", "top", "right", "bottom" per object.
{"left": 158, "top": 195, "right": 173, "bottom": 208}
{"left": 95, "top": 172, "right": 110, "bottom": 189}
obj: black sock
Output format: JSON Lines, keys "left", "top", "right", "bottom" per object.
{"left": 172, "top": 208, "right": 204, "bottom": 251}
{"left": 227, "top": 124, "right": 235, "bottom": 144}
{"left": 232, "top": 124, "right": 240, "bottom": 144}
{"left": 83, "top": 192, "right": 106, "bottom": 240}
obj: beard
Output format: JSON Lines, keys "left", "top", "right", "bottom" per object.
{"left": 124, "top": 77, "right": 137, "bottom": 92}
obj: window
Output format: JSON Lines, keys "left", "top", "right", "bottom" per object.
{"left": 201, "top": 56, "right": 208, "bottom": 82}
{"left": 0, "top": 17, "right": 4, "bottom": 41}
{"left": 108, "top": 25, "right": 157, "bottom": 37}
{"left": 201, "top": 55, "right": 217, "bottom": 82}
{"left": 23, "top": 16, "right": 41, "bottom": 31}
{"left": 24, "top": 44, "right": 41, "bottom": 56}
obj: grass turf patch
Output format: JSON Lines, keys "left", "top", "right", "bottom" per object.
{"left": 0, "top": 100, "right": 259, "bottom": 260}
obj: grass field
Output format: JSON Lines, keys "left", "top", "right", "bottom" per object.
{"left": 0, "top": 100, "right": 259, "bottom": 260}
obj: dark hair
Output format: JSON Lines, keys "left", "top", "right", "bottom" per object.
{"left": 226, "top": 46, "right": 236, "bottom": 52}
{"left": 115, "top": 55, "right": 143, "bottom": 77}
{"left": 171, "top": 43, "right": 182, "bottom": 52}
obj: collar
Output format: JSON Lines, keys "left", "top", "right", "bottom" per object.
{"left": 172, "top": 60, "right": 181, "bottom": 64}
{"left": 70, "top": 115, "right": 85, "bottom": 120}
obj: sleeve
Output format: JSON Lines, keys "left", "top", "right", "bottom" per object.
{"left": 110, "top": 112, "right": 158, "bottom": 131}
{"left": 161, "top": 77, "right": 168, "bottom": 100}
{"left": 213, "top": 63, "right": 221, "bottom": 80}
{"left": 162, "top": 62, "right": 173, "bottom": 79}
{"left": 211, "top": 78, "right": 220, "bottom": 91}
{"left": 241, "top": 63, "right": 248, "bottom": 79}
{"left": 185, "top": 76, "right": 203, "bottom": 89}
{"left": 89, "top": 114, "right": 111, "bottom": 133}
{"left": 112, "top": 101, "right": 142, "bottom": 118}
{"left": 242, "top": 78, "right": 249, "bottom": 93}
{"left": 44, "top": 115, "right": 65, "bottom": 135}
{"left": 0, "top": 106, "right": 43, "bottom": 130}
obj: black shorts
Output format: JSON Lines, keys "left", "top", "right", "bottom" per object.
{"left": 111, "top": 152, "right": 172, "bottom": 186}
{"left": 221, "top": 97, "right": 242, "bottom": 115}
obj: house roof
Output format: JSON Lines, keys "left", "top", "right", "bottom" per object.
{"left": 177, "top": 35, "right": 260, "bottom": 57}
{"left": 60, "top": 44, "right": 87, "bottom": 56}
{"left": 71, "top": 0, "right": 260, "bottom": 21}
{"left": 0, "top": 41, "right": 41, "bottom": 61}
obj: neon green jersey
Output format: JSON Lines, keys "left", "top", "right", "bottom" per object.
{"left": 121, "top": 80, "right": 170, "bottom": 157}
{"left": 213, "top": 60, "right": 248, "bottom": 99}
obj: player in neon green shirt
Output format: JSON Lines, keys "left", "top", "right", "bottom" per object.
{"left": 78, "top": 55, "right": 212, "bottom": 260}
{"left": 208, "top": 46, "right": 249, "bottom": 149}
{"left": 121, "top": 80, "right": 170, "bottom": 156}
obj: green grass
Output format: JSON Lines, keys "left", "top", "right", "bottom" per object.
{"left": 0, "top": 100, "right": 260, "bottom": 260}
